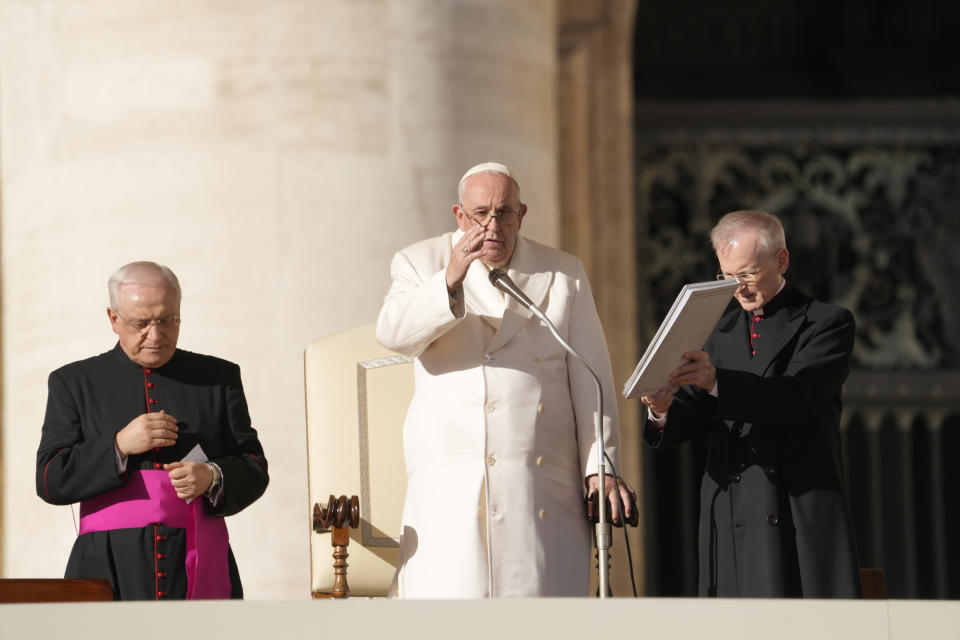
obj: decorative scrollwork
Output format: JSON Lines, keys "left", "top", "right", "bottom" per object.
{"left": 637, "top": 143, "right": 960, "bottom": 369}
{"left": 312, "top": 494, "right": 360, "bottom": 532}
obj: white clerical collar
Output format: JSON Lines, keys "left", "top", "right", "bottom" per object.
{"left": 753, "top": 278, "right": 787, "bottom": 317}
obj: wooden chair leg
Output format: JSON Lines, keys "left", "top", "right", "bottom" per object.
{"left": 311, "top": 494, "right": 360, "bottom": 599}
{"left": 329, "top": 527, "right": 351, "bottom": 598}
{"left": 859, "top": 568, "right": 886, "bottom": 599}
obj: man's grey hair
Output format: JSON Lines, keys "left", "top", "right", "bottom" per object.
{"left": 108, "top": 261, "right": 182, "bottom": 308}
{"left": 710, "top": 210, "right": 786, "bottom": 257}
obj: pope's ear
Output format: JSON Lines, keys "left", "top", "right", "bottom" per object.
{"left": 517, "top": 203, "right": 528, "bottom": 227}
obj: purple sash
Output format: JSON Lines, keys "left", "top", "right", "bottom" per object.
{"left": 79, "top": 469, "right": 231, "bottom": 599}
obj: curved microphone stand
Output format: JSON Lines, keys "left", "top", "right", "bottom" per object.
{"left": 488, "top": 268, "right": 611, "bottom": 598}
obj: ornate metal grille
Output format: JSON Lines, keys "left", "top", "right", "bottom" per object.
{"left": 635, "top": 109, "right": 960, "bottom": 598}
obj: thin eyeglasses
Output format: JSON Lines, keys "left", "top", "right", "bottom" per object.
{"left": 460, "top": 205, "right": 520, "bottom": 228}
{"left": 716, "top": 268, "right": 762, "bottom": 284}
{"left": 114, "top": 312, "right": 180, "bottom": 333}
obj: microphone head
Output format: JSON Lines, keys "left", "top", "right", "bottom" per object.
{"left": 488, "top": 267, "right": 536, "bottom": 311}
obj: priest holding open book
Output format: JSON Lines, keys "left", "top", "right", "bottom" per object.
{"left": 640, "top": 210, "right": 861, "bottom": 598}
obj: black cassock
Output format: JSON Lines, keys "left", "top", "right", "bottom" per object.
{"left": 645, "top": 283, "right": 861, "bottom": 598}
{"left": 37, "top": 344, "right": 269, "bottom": 600}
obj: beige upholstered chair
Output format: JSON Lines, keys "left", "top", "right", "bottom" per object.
{"left": 304, "top": 324, "right": 413, "bottom": 597}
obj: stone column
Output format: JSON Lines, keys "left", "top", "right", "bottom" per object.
{"left": 558, "top": 0, "right": 643, "bottom": 596}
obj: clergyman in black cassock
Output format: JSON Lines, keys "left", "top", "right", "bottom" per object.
{"left": 36, "top": 261, "right": 268, "bottom": 600}
{"left": 640, "top": 210, "right": 860, "bottom": 598}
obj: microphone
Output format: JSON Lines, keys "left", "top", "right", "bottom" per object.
{"left": 488, "top": 268, "right": 536, "bottom": 311}
{"left": 487, "top": 266, "right": 615, "bottom": 598}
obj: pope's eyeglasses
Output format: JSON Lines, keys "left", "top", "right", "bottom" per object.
{"left": 460, "top": 205, "right": 520, "bottom": 228}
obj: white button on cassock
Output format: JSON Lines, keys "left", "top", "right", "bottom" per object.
{"left": 485, "top": 455, "right": 496, "bottom": 466}
{"left": 485, "top": 404, "right": 495, "bottom": 414}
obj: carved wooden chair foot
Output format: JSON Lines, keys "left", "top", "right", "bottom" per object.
{"left": 312, "top": 494, "right": 360, "bottom": 599}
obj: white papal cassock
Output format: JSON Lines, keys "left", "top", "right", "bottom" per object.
{"left": 376, "top": 230, "right": 620, "bottom": 598}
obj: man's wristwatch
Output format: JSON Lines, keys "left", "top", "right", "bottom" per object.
{"left": 204, "top": 462, "right": 222, "bottom": 499}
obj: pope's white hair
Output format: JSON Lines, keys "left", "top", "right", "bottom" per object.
{"left": 108, "top": 261, "right": 181, "bottom": 308}
{"left": 710, "top": 210, "right": 786, "bottom": 257}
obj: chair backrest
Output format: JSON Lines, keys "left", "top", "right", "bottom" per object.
{"left": 304, "top": 324, "right": 413, "bottom": 597}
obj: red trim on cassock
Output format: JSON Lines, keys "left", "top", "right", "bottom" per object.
{"left": 247, "top": 453, "right": 267, "bottom": 472}
{"left": 143, "top": 369, "right": 152, "bottom": 413}
{"left": 42, "top": 448, "right": 69, "bottom": 500}
{"left": 153, "top": 524, "right": 159, "bottom": 600}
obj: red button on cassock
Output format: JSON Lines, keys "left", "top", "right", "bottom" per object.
{"left": 148, "top": 398, "right": 157, "bottom": 404}
{"left": 144, "top": 369, "right": 153, "bottom": 374}
{"left": 158, "top": 572, "right": 167, "bottom": 578}
{"left": 154, "top": 463, "right": 162, "bottom": 469}
{"left": 156, "top": 553, "right": 165, "bottom": 559}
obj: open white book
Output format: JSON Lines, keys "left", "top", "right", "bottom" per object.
{"left": 622, "top": 279, "right": 740, "bottom": 399}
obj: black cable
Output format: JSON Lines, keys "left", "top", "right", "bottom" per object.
{"left": 588, "top": 454, "right": 639, "bottom": 597}
{"left": 603, "top": 451, "right": 639, "bottom": 598}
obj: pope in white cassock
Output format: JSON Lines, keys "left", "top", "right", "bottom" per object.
{"left": 376, "top": 162, "right": 634, "bottom": 598}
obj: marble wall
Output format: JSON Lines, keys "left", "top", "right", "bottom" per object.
{"left": 0, "top": 0, "right": 560, "bottom": 598}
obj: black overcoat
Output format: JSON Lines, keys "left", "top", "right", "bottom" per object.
{"left": 36, "top": 344, "right": 269, "bottom": 600}
{"left": 645, "top": 283, "right": 860, "bottom": 597}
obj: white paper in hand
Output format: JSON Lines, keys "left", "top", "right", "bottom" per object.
{"left": 180, "top": 444, "right": 208, "bottom": 504}
{"left": 623, "top": 279, "right": 739, "bottom": 398}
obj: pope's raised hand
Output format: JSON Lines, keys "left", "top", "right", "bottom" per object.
{"left": 446, "top": 224, "right": 486, "bottom": 294}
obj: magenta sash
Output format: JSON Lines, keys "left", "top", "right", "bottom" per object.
{"left": 79, "top": 469, "right": 231, "bottom": 599}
